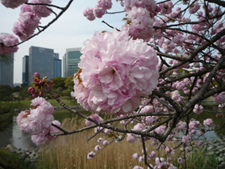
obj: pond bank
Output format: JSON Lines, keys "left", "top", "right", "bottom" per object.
{"left": 6, "top": 144, "right": 39, "bottom": 163}
{"left": 200, "top": 134, "right": 225, "bottom": 168}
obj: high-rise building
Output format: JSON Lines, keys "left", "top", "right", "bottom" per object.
{"left": 0, "top": 53, "right": 14, "bottom": 87}
{"left": 21, "top": 55, "right": 29, "bottom": 87}
{"left": 63, "top": 48, "right": 81, "bottom": 77}
{"left": 54, "top": 53, "right": 59, "bottom": 59}
{"left": 54, "top": 53, "right": 61, "bottom": 77}
{"left": 29, "top": 46, "right": 55, "bottom": 85}
{"left": 54, "top": 58, "right": 62, "bottom": 77}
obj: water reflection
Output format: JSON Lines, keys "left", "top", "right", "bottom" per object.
{"left": 193, "top": 105, "right": 225, "bottom": 137}
{"left": 0, "top": 110, "right": 74, "bottom": 150}
{"left": 0, "top": 116, "right": 36, "bottom": 150}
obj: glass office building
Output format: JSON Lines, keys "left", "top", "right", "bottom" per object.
{"left": 0, "top": 53, "right": 14, "bottom": 87}
{"left": 29, "top": 46, "right": 54, "bottom": 85}
{"left": 54, "top": 59, "right": 62, "bottom": 77}
{"left": 22, "top": 55, "right": 29, "bottom": 87}
{"left": 63, "top": 48, "right": 81, "bottom": 77}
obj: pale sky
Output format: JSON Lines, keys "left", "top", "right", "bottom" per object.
{"left": 0, "top": 0, "right": 124, "bottom": 83}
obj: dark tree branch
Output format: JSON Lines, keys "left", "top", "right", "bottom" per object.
{"left": 141, "top": 135, "right": 153, "bottom": 169}
{"left": 205, "top": 0, "right": 225, "bottom": 7}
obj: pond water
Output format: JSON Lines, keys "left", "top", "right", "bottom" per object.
{"left": 0, "top": 110, "right": 75, "bottom": 150}
{"left": 0, "top": 106, "right": 224, "bottom": 150}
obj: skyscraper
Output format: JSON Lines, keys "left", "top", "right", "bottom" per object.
{"left": 0, "top": 53, "right": 14, "bottom": 87}
{"left": 22, "top": 55, "right": 29, "bottom": 87}
{"left": 29, "top": 46, "right": 55, "bottom": 85}
{"left": 63, "top": 48, "right": 81, "bottom": 77}
{"left": 54, "top": 58, "right": 62, "bottom": 77}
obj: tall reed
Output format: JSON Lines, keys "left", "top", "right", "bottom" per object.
{"left": 37, "top": 117, "right": 147, "bottom": 169}
{"left": 37, "top": 116, "right": 220, "bottom": 169}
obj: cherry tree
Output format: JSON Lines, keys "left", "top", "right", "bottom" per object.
{"left": 1, "top": 0, "right": 225, "bottom": 168}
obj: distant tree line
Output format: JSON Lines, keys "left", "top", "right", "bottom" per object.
{"left": 0, "top": 76, "right": 74, "bottom": 102}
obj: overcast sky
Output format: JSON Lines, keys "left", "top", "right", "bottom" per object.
{"left": 0, "top": 0, "right": 124, "bottom": 84}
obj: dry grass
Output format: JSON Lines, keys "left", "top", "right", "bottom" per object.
{"left": 37, "top": 117, "right": 220, "bottom": 169}
{"left": 37, "top": 117, "right": 150, "bottom": 169}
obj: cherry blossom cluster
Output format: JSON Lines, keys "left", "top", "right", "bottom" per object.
{"left": 122, "top": 6, "right": 154, "bottom": 41}
{"left": 87, "top": 137, "right": 110, "bottom": 159}
{"left": 71, "top": 29, "right": 159, "bottom": 115}
{"left": 211, "top": 92, "right": 225, "bottom": 105}
{"left": 121, "top": 0, "right": 159, "bottom": 41}
{"left": 17, "top": 97, "right": 61, "bottom": 146}
{"left": 0, "top": 0, "right": 27, "bottom": 8}
{"left": 0, "top": 33, "right": 19, "bottom": 55}
{"left": 13, "top": 0, "right": 52, "bottom": 41}
{"left": 83, "top": 0, "right": 112, "bottom": 21}
{"left": 28, "top": 72, "right": 53, "bottom": 97}
{"left": 85, "top": 113, "right": 104, "bottom": 126}
{"left": 126, "top": 117, "right": 214, "bottom": 168}
{"left": 86, "top": 95, "right": 215, "bottom": 168}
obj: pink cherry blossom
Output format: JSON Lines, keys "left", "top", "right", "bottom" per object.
{"left": 0, "top": 33, "right": 19, "bottom": 55}
{"left": 93, "top": 5, "right": 106, "bottom": 18}
{"left": 203, "top": 118, "right": 214, "bottom": 127}
{"left": 1, "top": 0, "right": 27, "bottom": 8}
{"left": 31, "top": 0, "right": 52, "bottom": 17}
{"left": 71, "top": 29, "right": 158, "bottom": 115}
{"left": 177, "top": 157, "right": 184, "bottom": 164}
{"left": 139, "top": 105, "right": 154, "bottom": 113}
{"left": 83, "top": 8, "right": 95, "bottom": 21}
{"left": 132, "top": 153, "right": 139, "bottom": 159}
{"left": 122, "top": 6, "right": 154, "bottom": 41}
{"left": 104, "top": 128, "right": 111, "bottom": 134}
{"left": 97, "top": 137, "right": 104, "bottom": 143}
{"left": 17, "top": 97, "right": 54, "bottom": 135}
{"left": 211, "top": 92, "right": 225, "bottom": 104}
{"left": 150, "top": 151, "right": 156, "bottom": 157}
{"left": 102, "top": 140, "right": 109, "bottom": 146}
{"left": 171, "top": 90, "right": 182, "bottom": 102}
{"left": 31, "top": 133, "right": 51, "bottom": 146}
{"left": 155, "top": 126, "right": 166, "bottom": 135}
{"left": 138, "top": 155, "right": 144, "bottom": 162}
{"left": 159, "top": 1, "right": 173, "bottom": 15}
{"left": 189, "top": 0, "right": 200, "bottom": 14}
{"left": 165, "top": 146, "right": 174, "bottom": 155}
{"left": 20, "top": 3, "right": 33, "bottom": 13}
{"left": 94, "top": 145, "right": 101, "bottom": 151}
{"left": 85, "top": 114, "right": 104, "bottom": 126}
{"left": 133, "top": 166, "right": 143, "bottom": 169}
{"left": 145, "top": 116, "right": 157, "bottom": 125}
{"left": 123, "top": 0, "right": 157, "bottom": 17}
{"left": 97, "top": 0, "right": 112, "bottom": 10}
{"left": 188, "top": 120, "right": 201, "bottom": 129}
{"left": 31, "top": 120, "right": 61, "bottom": 146}
{"left": 133, "top": 123, "right": 144, "bottom": 131}
{"left": 177, "top": 121, "right": 187, "bottom": 131}
{"left": 193, "top": 104, "right": 204, "bottom": 114}
{"left": 13, "top": 11, "right": 40, "bottom": 41}
{"left": 127, "top": 133, "right": 136, "bottom": 143}
{"left": 87, "top": 151, "right": 96, "bottom": 159}
{"left": 182, "top": 135, "right": 191, "bottom": 144}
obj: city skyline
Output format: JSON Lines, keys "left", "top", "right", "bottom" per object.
{"left": 20, "top": 46, "right": 83, "bottom": 87}
{"left": 21, "top": 46, "right": 63, "bottom": 87}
